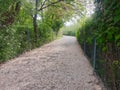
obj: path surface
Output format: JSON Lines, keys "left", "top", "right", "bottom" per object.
{"left": 0, "top": 36, "right": 105, "bottom": 90}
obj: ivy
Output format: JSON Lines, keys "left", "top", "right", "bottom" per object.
{"left": 76, "top": 0, "right": 120, "bottom": 89}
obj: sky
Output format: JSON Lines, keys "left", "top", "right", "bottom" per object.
{"left": 65, "top": 0, "right": 95, "bottom": 26}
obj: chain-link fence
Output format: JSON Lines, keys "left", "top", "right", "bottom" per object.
{"left": 81, "top": 38, "right": 120, "bottom": 90}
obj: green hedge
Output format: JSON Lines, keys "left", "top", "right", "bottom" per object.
{"left": 0, "top": 24, "right": 55, "bottom": 63}
{"left": 76, "top": 0, "right": 120, "bottom": 89}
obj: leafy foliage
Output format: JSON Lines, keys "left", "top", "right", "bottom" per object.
{"left": 0, "top": 0, "right": 79, "bottom": 63}
{"left": 61, "top": 22, "right": 80, "bottom": 36}
{"left": 77, "top": 0, "right": 120, "bottom": 89}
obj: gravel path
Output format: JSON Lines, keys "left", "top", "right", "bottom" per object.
{"left": 0, "top": 36, "right": 105, "bottom": 90}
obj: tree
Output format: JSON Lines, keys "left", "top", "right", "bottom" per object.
{"left": 43, "top": 1, "right": 73, "bottom": 36}
{"left": 0, "top": 0, "right": 21, "bottom": 28}
{"left": 30, "top": 0, "right": 76, "bottom": 41}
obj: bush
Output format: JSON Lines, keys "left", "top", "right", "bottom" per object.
{"left": 0, "top": 24, "right": 57, "bottom": 63}
{"left": 76, "top": 1, "right": 120, "bottom": 89}
{"left": 0, "top": 26, "right": 20, "bottom": 62}
{"left": 37, "top": 22, "right": 55, "bottom": 46}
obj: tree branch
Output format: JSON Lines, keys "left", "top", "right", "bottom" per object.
{"left": 40, "top": 0, "right": 47, "bottom": 10}
{"left": 38, "top": 0, "right": 63, "bottom": 11}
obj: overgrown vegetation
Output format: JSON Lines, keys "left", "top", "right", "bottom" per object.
{"left": 0, "top": 0, "right": 80, "bottom": 63}
{"left": 2, "top": 0, "right": 120, "bottom": 89}
{"left": 76, "top": 0, "right": 120, "bottom": 89}
{"left": 61, "top": 22, "right": 80, "bottom": 36}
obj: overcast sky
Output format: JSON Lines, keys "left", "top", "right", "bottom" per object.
{"left": 65, "top": 0, "right": 95, "bottom": 26}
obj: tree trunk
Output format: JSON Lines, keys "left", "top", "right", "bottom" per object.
{"left": 33, "top": 14, "right": 38, "bottom": 42}
{"left": 33, "top": 0, "right": 38, "bottom": 43}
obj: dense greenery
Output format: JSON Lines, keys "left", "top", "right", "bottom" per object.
{"left": 0, "top": 0, "right": 79, "bottom": 63}
{"left": 2, "top": 0, "right": 120, "bottom": 89}
{"left": 61, "top": 22, "right": 80, "bottom": 36}
{"left": 77, "top": 0, "right": 120, "bottom": 89}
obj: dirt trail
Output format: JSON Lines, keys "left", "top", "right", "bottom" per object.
{"left": 0, "top": 36, "right": 105, "bottom": 90}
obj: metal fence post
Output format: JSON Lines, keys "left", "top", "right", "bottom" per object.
{"left": 84, "top": 41, "right": 86, "bottom": 54}
{"left": 93, "top": 38, "right": 97, "bottom": 71}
